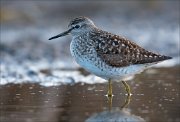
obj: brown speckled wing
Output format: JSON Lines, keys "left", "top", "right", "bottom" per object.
{"left": 90, "top": 30, "right": 172, "bottom": 67}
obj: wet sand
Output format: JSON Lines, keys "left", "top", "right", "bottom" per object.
{"left": 0, "top": 66, "right": 179, "bottom": 122}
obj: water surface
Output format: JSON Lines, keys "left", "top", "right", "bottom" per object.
{"left": 0, "top": 66, "right": 179, "bottom": 122}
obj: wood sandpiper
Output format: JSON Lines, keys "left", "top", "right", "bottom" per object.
{"left": 49, "top": 16, "right": 172, "bottom": 97}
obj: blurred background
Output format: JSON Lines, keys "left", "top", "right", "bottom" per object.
{"left": 0, "top": 1, "right": 180, "bottom": 122}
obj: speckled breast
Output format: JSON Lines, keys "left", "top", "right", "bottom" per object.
{"left": 70, "top": 35, "right": 108, "bottom": 77}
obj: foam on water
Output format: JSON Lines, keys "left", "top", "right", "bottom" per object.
{"left": 0, "top": 59, "right": 106, "bottom": 86}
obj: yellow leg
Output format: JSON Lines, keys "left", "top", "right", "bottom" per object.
{"left": 107, "top": 79, "right": 113, "bottom": 97}
{"left": 122, "top": 81, "right": 131, "bottom": 96}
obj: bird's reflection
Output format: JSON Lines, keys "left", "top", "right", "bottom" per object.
{"left": 86, "top": 95, "right": 145, "bottom": 122}
{"left": 107, "top": 95, "right": 131, "bottom": 110}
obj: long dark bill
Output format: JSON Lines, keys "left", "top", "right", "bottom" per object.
{"left": 48, "top": 28, "right": 73, "bottom": 40}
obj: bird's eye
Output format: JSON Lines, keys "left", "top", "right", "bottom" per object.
{"left": 74, "top": 25, "right": 80, "bottom": 29}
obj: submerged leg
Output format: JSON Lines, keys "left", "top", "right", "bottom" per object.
{"left": 107, "top": 94, "right": 113, "bottom": 111}
{"left": 107, "top": 79, "right": 113, "bottom": 97}
{"left": 122, "top": 81, "right": 131, "bottom": 96}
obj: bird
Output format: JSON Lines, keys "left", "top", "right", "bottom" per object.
{"left": 49, "top": 16, "right": 172, "bottom": 97}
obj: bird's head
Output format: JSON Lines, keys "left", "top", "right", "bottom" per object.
{"left": 49, "top": 16, "right": 96, "bottom": 40}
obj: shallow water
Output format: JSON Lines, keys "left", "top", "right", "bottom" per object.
{"left": 0, "top": 66, "right": 179, "bottom": 122}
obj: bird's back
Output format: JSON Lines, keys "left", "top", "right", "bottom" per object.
{"left": 89, "top": 29, "right": 172, "bottom": 67}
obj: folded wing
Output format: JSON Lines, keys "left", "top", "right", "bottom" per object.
{"left": 90, "top": 30, "right": 172, "bottom": 67}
